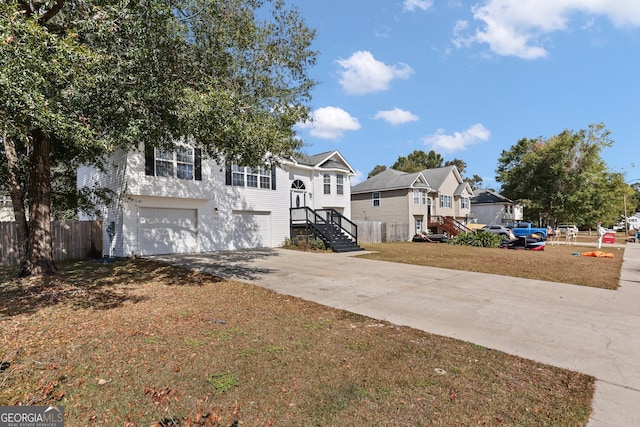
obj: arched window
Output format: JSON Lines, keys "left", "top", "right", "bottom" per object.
{"left": 291, "top": 179, "right": 306, "bottom": 190}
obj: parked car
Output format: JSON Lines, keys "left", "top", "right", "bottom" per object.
{"left": 557, "top": 224, "right": 579, "bottom": 234}
{"left": 412, "top": 231, "right": 449, "bottom": 243}
{"left": 506, "top": 222, "right": 548, "bottom": 238}
{"left": 480, "top": 224, "right": 516, "bottom": 239}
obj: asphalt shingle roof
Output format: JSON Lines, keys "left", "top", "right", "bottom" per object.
{"left": 351, "top": 168, "right": 427, "bottom": 193}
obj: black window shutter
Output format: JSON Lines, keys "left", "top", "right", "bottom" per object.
{"left": 225, "top": 164, "right": 232, "bottom": 185}
{"left": 271, "top": 165, "right": 276, "bottom": 190}
{"left": 194, "top": 149, "right": 202, "bottom": 181}
{"left": 144, "top": 145, "right": 154, "bottom": 176}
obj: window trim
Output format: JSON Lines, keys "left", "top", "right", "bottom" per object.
{"left": 225, "top": 164, "right": 277, "bottom": 190}
{"left": 323, "top": 174, "right": 331, "bottom": 195}
{"left": 336, "top": 174, "right": 344, "bottom": 195}
{"left": 372, "top": 192, "right": 381, "bottom": 207}
{"left": 144, "top": 145, "right": 201, "bottom": 181}
{"left": 461, "top": 197, "right": 469, "bottom": 209}
{"left": 439, "top": 194, "right": 452, "bottom": 209}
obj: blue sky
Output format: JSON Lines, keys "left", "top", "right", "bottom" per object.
{"left": 290, "top": 0, "right": 640, "bottom": 188}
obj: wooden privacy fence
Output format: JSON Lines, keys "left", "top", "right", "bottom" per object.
{"left": 354, "top": 221, "right": 410, "bottom": 243}
{"left": 0, "top": 220, "right": 102, "bottom": 266}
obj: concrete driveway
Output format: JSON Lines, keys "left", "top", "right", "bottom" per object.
{"left": 153, "top": 243, "right": 640, "bottom": 427}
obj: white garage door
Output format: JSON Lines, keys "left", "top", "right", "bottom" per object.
{"left": 231, "top": 211, "right": 271, "bottom": 249}
{"left": 139, "top": 208, "right": 197, "bottom": 255}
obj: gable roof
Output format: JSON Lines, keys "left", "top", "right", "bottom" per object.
{"left": 351, "top": 168, "right": 429, "bottom": 194}
{"left": 421, "top": 165, "right": 464, "bottom": 189}
{"left": 291, "top": 150, "right": 356, "bottom": 175}
{"left": 455, "top": 182, "right": 473, "bottom": 196}
{"left": 471, "top": 189, "right": 514, "bottom": 205}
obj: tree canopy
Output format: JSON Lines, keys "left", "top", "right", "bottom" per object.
{"left": 1, "top": 0, "right": 317, "bottom": 276}
{"left": 496, "top": 123, "right": 626, "bottom": 227}
{"left": 367, "top": 164, "right": 387, "bottom": 178}
{"left": 370, "top": 149, "right": 480, "bottom": 187}
{"left": 392, "top": 150, "right": 444, "bottom": 172}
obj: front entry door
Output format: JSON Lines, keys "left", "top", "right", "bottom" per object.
{"left": 290, "top": 179, "right": 308, "bottom": 208}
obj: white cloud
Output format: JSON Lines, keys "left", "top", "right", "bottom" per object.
{"left": 423, "top": 123, "right": 490, "bottom": 152}
{"left": 374, "top": 108, "right": 419, "bottom": 125}
{"left": 454, "top": 0, "right": 640, "bottom": 59}
{"left": 404, "top": 0, "right": 433, "bottom": 12}
{"left": 336, "top": 51, "right": 414, "bottom": 95}
{"left": 297, "top": 107, "right": 360, "bottom": 140}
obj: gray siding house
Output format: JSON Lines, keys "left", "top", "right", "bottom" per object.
{"left": 351, "top": 166, "right": 473, "bottom": 240}
{"left": 470, "top": 189, "right": 523, "bottom": 226}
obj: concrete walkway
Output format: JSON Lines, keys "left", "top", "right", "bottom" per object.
{"left": 154, "top": 242, "right": 640, "bottom": 427}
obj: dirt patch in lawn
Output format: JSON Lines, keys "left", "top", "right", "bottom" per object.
{"left": 358, "top": 242, "right": 623, "bottom": 290}
{"left": 0, "top": 259, "right": 594, "bottom": 426}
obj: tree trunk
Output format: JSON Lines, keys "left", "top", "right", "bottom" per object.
{"left": 22, "top": 129, "right": 58, "bottom": 277}
{"left": 2, "top": 129, "right": 30, "bottom": 272}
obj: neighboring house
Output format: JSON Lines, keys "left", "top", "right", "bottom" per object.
{"left": 77, "top": 146, "right": 357, "bottom": 257}
{"left": 350, "top": 169, "right": 431, "bottom": 238}
{"left": 350, "top": 166, "right": 473, "bottom": 240}
{"left": 422, "top": 166, "right": 474, "bottom": 231}
{"left": 470, "top": 189, "right": 524, "bottom": 226}
{"left": 0, "top": 194, "right": 14, "bottom": 222}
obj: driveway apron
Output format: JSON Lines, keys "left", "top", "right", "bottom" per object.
{"left": 154, "top": 244, "right": 640, "bottom": 427}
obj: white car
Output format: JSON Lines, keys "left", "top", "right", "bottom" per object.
{"left": 480, "top": 224, "right": 516, "bottom": 239}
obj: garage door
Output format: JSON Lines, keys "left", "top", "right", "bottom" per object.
{"left": 139, "top": 208, "right": 197, "bottom": 255}
{"left": 231, "top": 211, "right": 271, "bottom": 249}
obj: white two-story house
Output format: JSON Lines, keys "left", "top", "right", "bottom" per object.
{"left": 77, "top": 146, "right": 357, "bottom": 257}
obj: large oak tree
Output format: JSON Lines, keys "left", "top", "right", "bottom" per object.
{"left": 496, "top": 123, "right": 626, "bottom": 227}
{"left": 1, "top": 0, "right": 317, "bottom": 276}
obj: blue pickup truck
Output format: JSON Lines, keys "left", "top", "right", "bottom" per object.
{"left": 506, "top": 222, "right": 548, "bottom": 238}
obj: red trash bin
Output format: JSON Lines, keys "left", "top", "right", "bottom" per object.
{"left": 602, "top": 232, "right": 615, "bottom": 244}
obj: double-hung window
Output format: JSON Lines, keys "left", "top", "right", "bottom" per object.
{"left": 323, "top": 174, "right": 331, "bottom": 195}
{"left": 413, "top": 189, "right": 420, "bottom": 205}
{"left": 421, "top": 190, "right": 427, "bottom": 205}
{"left": 372, "top": 192, "right": 380, "bottom": 207}
{"left": 439, "top": 195, "right": 452, "bottom": 208}
{"left": 145, "top": 145, "right": 201, "bottom": 181}
{"left": 176, "top": 147, "right": 194, "bottom": 180}
{"left": 336, "top": 174, "right": 344, "bottom": 195}
{"left": 155, "top": 150, "right": 174, "bottom": 177}
{"left": 461, "top": 197, "right": 470, "bottom": 209}
{"left": 232, "top": 165, "right": 246, "bottom": 186}
{"left": 226, "top": 164, "right": 275, "bottom": 190}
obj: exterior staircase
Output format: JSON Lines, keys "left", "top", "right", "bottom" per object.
{"left": 428, "top": 215, "right": 473, "bottom": 236}
{"left": 290, "top": 207, "right": 364, "bottom": 252}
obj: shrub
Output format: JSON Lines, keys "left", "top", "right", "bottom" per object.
{"left": 449, "top": 231, "right": 503, "bottom": 248}
{"left": 309, "top": 238, "right": 326, "bottom": 250}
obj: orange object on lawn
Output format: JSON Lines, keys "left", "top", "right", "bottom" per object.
{"left": 581, "top": 251, "right": 614, "bottom": 258}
